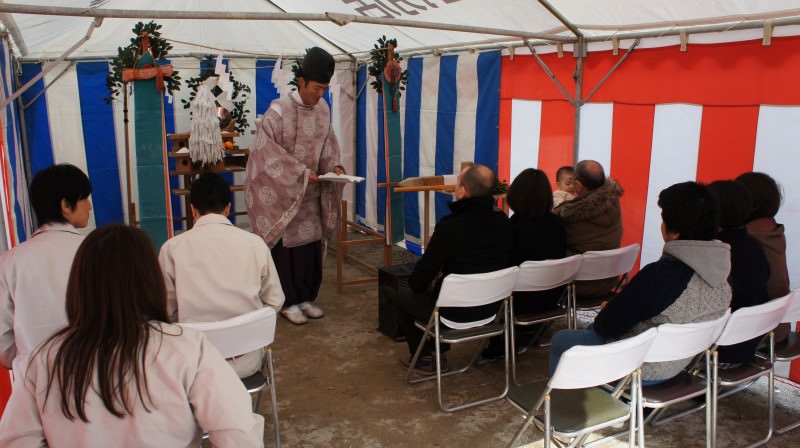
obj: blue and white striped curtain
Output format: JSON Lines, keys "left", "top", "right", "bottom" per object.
{"left": 354, "top": 51, "right": 501, "bottom": 252}
{"left": 0, "top": 36, "right": 32, "bottom": 249}
{"left": 15, "top": 57, "right": 299, "bottom": 235}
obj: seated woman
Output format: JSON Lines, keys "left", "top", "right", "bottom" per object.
{"left": 548, "top": 182, "right": 731, "bottom": 383}
{"left": 0, "top": 225, "right": 264, "bottom": 447}
{"left": 735, "top": 172, "right": 790, "bottom": 301}
{"left": 482, "top": 168, "right": 566, "bottom": 361}
{"left": 709, "top": 180, "right": 770, "bottom": 368}
{"left": 736, "top": 171, "right": 791, "bottom": 342}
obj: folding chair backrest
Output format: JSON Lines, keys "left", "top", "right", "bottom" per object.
{"left": 514, "top": 255, "right": 582, "bottom": 292}
{"left": 550, "top": 327, "right": 657, "bottom": 390}
{"left": 715, "top": 294, "right": 792, "bottom": 347}
{"left": 178, "top": 307, "right": 277, "bottom": 359}
{"left": 436, "top": 266, "right": 519, "bottom": 308}
{"left": 645, "top": 309, "right": 731, "bottom": 363}
{"left": 574, "top": 244, "right": 640, "bottom": 282}
{"left": 780, "top": 289, "right": 800, "bottom": 324}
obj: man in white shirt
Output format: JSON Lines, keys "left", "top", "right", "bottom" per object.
{"left": 0, "top": 164, "right": 92, "bottom": 375}
{"left": 159, "top": 172, "right": 285, "bottom": 377}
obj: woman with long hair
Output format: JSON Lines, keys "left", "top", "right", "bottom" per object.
{"left": 0, "top": 225, "right": 263, "bottom": 447}
{"left": 482, "top": 168, "right": 567, "bottom": 362}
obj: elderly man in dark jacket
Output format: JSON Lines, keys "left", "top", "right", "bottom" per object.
{"left": 394, "top": 163, "right": 513, "bottom": 374}
{"left": 554, "top": 159, "right": 624, "bottom": 299}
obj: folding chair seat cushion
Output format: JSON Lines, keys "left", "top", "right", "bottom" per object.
{"left": 640, "top": 371, "right": 707, "bottom": 407}
{"left": 775, "top": 331, "right": 800, "bottom": 362}
{"left": 241, "top": 371, "right": 268, "bottom": 392}
{"left": 508, "top": 383, "right": 631, "bottom": 437}
{"left": 715, "top": 357, "right": 772, "bottom": 386}
{"left": 774, "top": 290, "right": 800, "bottom": 362}
{"left": 414, "top": 318, "right": 506, "bottom": 343}
{"left": 515, "top": 307, "right": 565, "bottom": 324}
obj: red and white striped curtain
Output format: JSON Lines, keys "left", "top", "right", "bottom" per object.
{"left": 500, "top": 36, "right": 800, "bottom": 284}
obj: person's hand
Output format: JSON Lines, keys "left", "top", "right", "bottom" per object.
{"left": 334, "top": 165, "right": 346, "bottom": 175}
{"left": 308, "top": 171, "right": 319, "bottom": 183}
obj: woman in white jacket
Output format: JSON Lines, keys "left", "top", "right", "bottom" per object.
{"left": 0, "top": 225, "right": 264, "bottom": 448}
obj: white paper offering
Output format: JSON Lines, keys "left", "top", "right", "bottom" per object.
{"left": 318, "top": 172, "right": 365, "bottom": 183}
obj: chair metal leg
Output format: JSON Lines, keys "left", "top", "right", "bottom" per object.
{"left": 544, "top": 395, "right": 552, "bottom": 448}
{"left": 711, "top": 350, "right": 718, "bottom": 448}
{"left": 266, "top": 349, "right": 281, "bottom": 448}
{"left": 510, "top": 298, "right": 519, "bottom": 385}
{"left": 568, "top": 283, "right": 577, "bottom": 329}
{"left": 437, "top": 301, "right": 510, "bottom": 412}
{"left": 507, "top": 412, "right": 537, "bottom": 448}
{"left": 705, "top": 350, "right": 712, "bottom": 448}
{"left": 743, "top": 332, "right": 775, "bottom": 448}
{"left": 636, "top": 371, "right": 645, "bottom": 448}
{"left": 404, "top": 315, "right": 436, "bottom": 384}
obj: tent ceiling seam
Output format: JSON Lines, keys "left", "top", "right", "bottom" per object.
{"left": 263, "top": 0, "right": 356, "bottom": 63}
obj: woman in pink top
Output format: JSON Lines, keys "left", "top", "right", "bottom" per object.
{"left": 0, "top": 225, "right": 263, "bottom": 448}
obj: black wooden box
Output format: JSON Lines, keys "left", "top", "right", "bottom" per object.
{"left": 377, "top": 262, "right": 416, "bottom": 341}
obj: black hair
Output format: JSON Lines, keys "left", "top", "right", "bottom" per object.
{"left": 29, "top": 164, "right": 92, "bottom": 226}
{"left": 708, "top": 180, "right": 753, "bottom": 229}
{"left": 41, "top": 224, "right": 168, "bottom": 422}
{"left": 658, "top": 181, "right": 719, "bottom": 241}
{"left": 556, "top": 166, "right": 575, "bottom": 182}
{"left": 575, "top": 160, "right": 606, "bottom": 190}
{"left": 507, "top": 168, "right": 553, "bottom": 218}
{"left": 460, "top": 163, "right": 495, "bottom": 198}
{"left": 190, "top": 173, "right": 231, "bottom": 215}
{"left": 735, "top": 171, "right": 782, "bottom": 220}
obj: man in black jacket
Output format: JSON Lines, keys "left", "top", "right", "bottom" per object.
{"left": 394, "top": 164, "right": 513, "bottom": 374}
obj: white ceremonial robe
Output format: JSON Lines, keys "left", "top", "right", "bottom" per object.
{"left": 0, "top": 323, "right": 264, "bottom": 448}
{"left": 0, "top": 223, "right": 84, "bottom": 375}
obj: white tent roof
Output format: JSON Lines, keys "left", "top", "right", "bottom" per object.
{"left": 2, "top": 0, "right": 800, "bottom": 61}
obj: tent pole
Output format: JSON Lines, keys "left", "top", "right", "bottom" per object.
{"left": 10, "top": 53, "right": 32, "bottom": 196}
{"left": 0, "top": 14, "right": 27, "bottom": 56}
{"left": 537, "top": 0, "right": 583, "bottom": 38}
{"left": 583, "top": 39, "right": 640, "bottom": 104}
{"left": 0, "top": 5, "right": 571, "bottom": 44}
{"left": 573, "top": 38, "right": 585, "bottom": 163}
{"left": 123, "top": 84, "right": 134, "bottom": 226}
{"left": 524, "top": 40, "right": 575, "bottom": 105}
{"left": 0, "top": 17, "right": 102, "bottom": 111}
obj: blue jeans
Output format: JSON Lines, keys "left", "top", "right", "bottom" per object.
{"left": 548, "top": 327, "right": 607, "bottom": 375}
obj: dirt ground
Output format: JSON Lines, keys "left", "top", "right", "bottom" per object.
{"left": 260, "top": 242, "right": 800, "bottom": 447}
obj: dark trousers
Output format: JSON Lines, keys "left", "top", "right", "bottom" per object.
{"left": 393, "top": 279, "right": 438, "bottom": 357}
{"left": 393, "top": 278, "right": 500, "bottom": 357}
{"left": 272, "top": 239, "right": 322, "bottom": 308}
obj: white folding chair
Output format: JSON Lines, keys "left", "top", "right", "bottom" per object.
{"left": 770, "top": 289, "right": 800, "bottom": 435}
{"left": 570, "top": 244, "right": 640, "bottom": 328}
{"left": 511, "top": 255, "right": 583, "bottom": 384}
{"left": 179, "top": 307, "right": 281, "bottom": 447}
{"left": 404, "top": 266, "right": 519, "bottom": 412}
{"left": 589, "top": 310, "right": 731, "bottom": 448}
{"left": 506, "top": 327, "right": 657, "bottom": 448}
{"left": 707, "top": 293, "right": 792, "bottom": 448}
